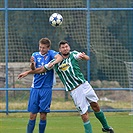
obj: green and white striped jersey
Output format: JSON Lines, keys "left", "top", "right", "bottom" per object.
{"left": 54, "top": 51, "right": 86, "bottom": 91}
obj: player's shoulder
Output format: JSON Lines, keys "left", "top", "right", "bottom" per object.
{"left": 70, "top": 51, "right": 81, "bottom": 60}
{"left": 32, "top": 52, "right": 39, "bottom": 56}
{"left": 70, "top": 50, "right": 79, "bottom": 55}
{"left": 48, "top": 50, "right": 58, "bottom": 54}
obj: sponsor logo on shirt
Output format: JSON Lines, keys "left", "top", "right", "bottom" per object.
{"left": 59, "top": 63, "right": 70, "bottom": 71}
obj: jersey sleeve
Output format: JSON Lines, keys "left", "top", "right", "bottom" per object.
{"left": 31, "top": 52, "right": 37, "bottom": 63}
{"left": 73, "top": 50, "right": 82, "bottom": 60}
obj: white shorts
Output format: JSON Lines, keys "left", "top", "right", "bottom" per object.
{"left": 70, "top": 81, "right": 99, "bottom": 115}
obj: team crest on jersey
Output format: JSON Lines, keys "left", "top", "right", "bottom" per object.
{"left": 59, "top": 63, "right": 70, "bottom": 71}
{"left": 44, "top": 55, "right": 48, "bottom": 60}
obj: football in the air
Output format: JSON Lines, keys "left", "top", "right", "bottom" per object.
{"left": 49, "top": 13, "right": 63, "bottom": 27}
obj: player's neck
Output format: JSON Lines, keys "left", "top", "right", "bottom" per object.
{"left": 62, "top": 53, "right": 70, "bottom": 58}
{"left": 39, "top": 52, "right": 47, "bottom": 56}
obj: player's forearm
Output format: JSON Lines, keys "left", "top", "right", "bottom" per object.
{"left": 18, "top": 67, "right": 46, "bottom": 79}
{"left": 30, "top": 62, "right": 36, "bottom": 70}
{"left": 82, "top": 55, "right": 90, "bottom": 60}
{"left": 76, "top": 52, "right": 90, "bottom": 60}
{"left": 29, "top": 67, "right": 46, "bottom": 74}
{"left": 53, "top": 54, "right": 63, "bottom": 65}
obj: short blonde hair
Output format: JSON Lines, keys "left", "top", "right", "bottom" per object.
{"left": 39, "top": 38, "right": 51, "bottom": 48}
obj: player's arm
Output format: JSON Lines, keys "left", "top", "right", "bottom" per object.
{"left": 18, "top": 67, "right": 46, "bottom": 79}
{"left": 18, "top": 54, "right": 62, "bottom": 79}
{"left": 56, "top": 53, "right": 63, "bottom": 60}
{"left": 75, "top": 52, "right": 90, "bottom": 61}
{"left": 48, "top": 54, "right": 63, "bottom": 68}
{"left": 30, "top": 56, "right": 36, "bottom": 70}
{"left": 52, "top": 54, "right": 63, "bottom": 65}
{"left": 81, "top": 52, "right": 90, "bottom": 60}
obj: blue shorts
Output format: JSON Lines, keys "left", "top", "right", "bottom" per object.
{"left": 28, "top": 88, "right": 52, "bottom": 114}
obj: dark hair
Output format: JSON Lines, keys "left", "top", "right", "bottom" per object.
{"left": 39, "top": 38, "right": 51, "bottom": 47}
{"left": 58, "top": 40, "right": 68, "bottom": 48}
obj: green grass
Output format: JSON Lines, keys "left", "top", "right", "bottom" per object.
{"left": 0, "top": 112, "right": 133, "bottom": 133}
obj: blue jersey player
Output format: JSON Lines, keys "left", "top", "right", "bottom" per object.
{"left": 19, "top": 40, "right": 114, "bottom": 133}
{"left": 26, "top": 38, "right": 62, "bottom": 133}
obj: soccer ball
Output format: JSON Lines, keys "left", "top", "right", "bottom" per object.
{"left": 49, "top": 13, "right": 63, "bottom": 27}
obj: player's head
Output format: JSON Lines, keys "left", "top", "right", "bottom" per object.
{"left": 39, "top": 38, "right": 51, "bottom": 55}
{"left": 58, "top": 40, "right": 70, "bottom": 56}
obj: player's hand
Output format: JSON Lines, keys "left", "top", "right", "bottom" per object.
{"left": 30, "top": 56, "right": 34, "bottom": 63}
{"left": 78, "top": 52, "right": 86, "bottom": 59}
{"left": 76, "top": 52, "right": 86, "bottom": 59}
{"left": 18, "top": 71, "right": 29, "bottom": 79}
{"left": 48, "top": 62, "right": 55, "bottom": 68}
{"left": 30, "top": 56, "right": 36, "bottom": 70}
